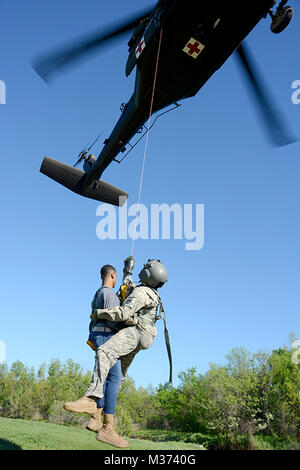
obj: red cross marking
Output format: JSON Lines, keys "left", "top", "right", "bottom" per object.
{"left": 186, "top": 41, "right": 201, "bottom": 56}
{"left": 136, "top": 41, "right": 144, "bottom": 54}
{"left": 136, "top": 38, "right": 145, "bottom": 58}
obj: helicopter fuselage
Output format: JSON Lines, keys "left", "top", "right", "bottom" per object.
{"left": 85, "top": 0, "right": 276, "bottom": 185}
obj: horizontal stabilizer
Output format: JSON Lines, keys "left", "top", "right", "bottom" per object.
{"left": 40, "top": 157, "right": 128, "bottom": 207}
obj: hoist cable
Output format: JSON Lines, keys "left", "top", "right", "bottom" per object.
{"left": 130, "top": 28, "right": 163, "bottom": 257}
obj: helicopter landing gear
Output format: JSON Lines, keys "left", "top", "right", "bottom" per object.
{"left": 269, "top": 2, "right": 294, "bottom": 34}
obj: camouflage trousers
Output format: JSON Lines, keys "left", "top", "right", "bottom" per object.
{"left": 84, "top": 325, "right": 156, "bottom": 399}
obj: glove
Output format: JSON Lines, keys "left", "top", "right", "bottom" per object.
{"left": 123, "top": 256, "right": 135, "bottom": 277}
{"left": 90, "top": 310, "right": 99, "bottom": 321}
{"left": 90, "top": 311, "right": 95, "bottom": 320}
{"left": 90, "top": 309, "right": 106, "bottom": 321}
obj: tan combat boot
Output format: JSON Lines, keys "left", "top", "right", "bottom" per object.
{"left": 96, "top": 414, "right": 131, "bottom": 448}
{"left": 86, "top": 407, "right": 103, "bottom": 432}
{"left": 64, "top": 396, "right": 98, "bottom": 414}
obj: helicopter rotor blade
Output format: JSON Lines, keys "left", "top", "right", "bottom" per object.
{"left": 32, "top": 7, "right": 154, "bottom": 83}
{"left": 74, "top": 151, "right": 87, "bottom": 168}
{"left": 235, "top": 42, "right": 296, "bottom": 147}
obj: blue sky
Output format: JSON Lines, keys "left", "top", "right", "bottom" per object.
{"left": 0, "top": 0, "right": 299, "bottom": 389}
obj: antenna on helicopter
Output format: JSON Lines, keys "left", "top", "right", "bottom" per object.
{"left": 74, "top": 150, "right": 88, "bottom": 168}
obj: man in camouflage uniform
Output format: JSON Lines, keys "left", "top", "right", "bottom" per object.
{"left": 64, "top": 259, "right": 168, "bottom": 447}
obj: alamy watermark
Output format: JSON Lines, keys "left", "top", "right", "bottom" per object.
{"left": 0, "top": 80, "right": 6, "bottom": 104}
{"left": 291, "top": 80, "right": 300, "bottom": 105}
{"left": 0, "top": 341, "right": 6, "bottom": 364}
{"left": 96, "top": 201, "right": 204, "bottom": 251}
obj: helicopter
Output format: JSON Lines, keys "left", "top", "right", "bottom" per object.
{"left": 34, "top": 0, "right": 296, "bottom": 207}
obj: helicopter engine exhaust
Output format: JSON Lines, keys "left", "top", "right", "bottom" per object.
{"left": 40, "top": 157, "right": 128, "bottom": 207}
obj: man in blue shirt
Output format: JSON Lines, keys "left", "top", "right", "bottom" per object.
{"left": 65, "top": 263, "right": 129, "bottom": 448}
{"left": 65, "top": 259, "right": 168, "bottom": 448}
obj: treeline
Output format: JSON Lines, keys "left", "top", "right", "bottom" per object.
{"left": 0, "top": 340, "right": 299, "bottom": 449}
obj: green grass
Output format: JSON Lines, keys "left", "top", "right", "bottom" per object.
{"left": 0, "top": 417, "right": 204, "bottom": 451}
{"left": 130, "top": 429, "right": 210, "bottom": 446}
{"left": 130, "top": 428, "right": 299, "bottom": 451}
{"left": 251, "top": 434, "right": 299, "bottom": 450}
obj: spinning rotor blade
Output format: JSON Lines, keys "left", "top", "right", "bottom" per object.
{"left": 32, "top": 7, "right": 154, "bottom": 83}
{"left": 236, "top": 42, "right": 296, "bottom": 147}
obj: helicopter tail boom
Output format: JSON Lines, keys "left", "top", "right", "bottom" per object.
{"left": 40, "top": 157, "right": 128, "bottom": 207}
